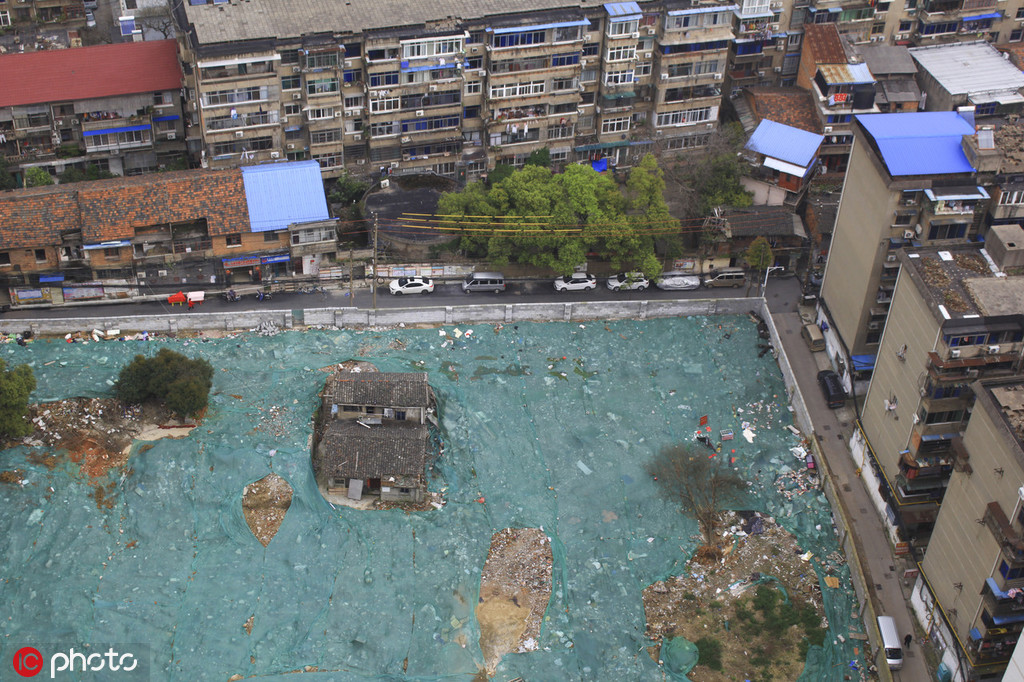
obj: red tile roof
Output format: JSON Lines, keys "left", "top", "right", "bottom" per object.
{"left": 745, "top": 87, "right": 823, "bottom": 134}
{"left": 0, "top": 169, "right": 250, "bottom": 248}
{"left": 0, "top": 41, "right": 182, "bottom": 108}
{"left": 803, "top": 24, "right": 847, "bottom": 65}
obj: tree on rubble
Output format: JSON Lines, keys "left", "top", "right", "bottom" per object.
{"left": 647, "top": 443, "right": 746, "bottom": 559}
{"left": 113, "top": 348, "right": 213, "bottom": 419}
{"left": 0, "top": 359, "right": 36, "bottom": 439}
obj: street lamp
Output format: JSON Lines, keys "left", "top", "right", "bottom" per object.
{"left": 760, "top": 266, "right": 785, "bottom": 298}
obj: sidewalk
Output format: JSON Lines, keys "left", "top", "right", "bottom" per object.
{"left": 771, "top": 305, "right": 932, "bottom": 681}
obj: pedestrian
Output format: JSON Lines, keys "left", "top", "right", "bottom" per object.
{"left": 188, "top": 299, "right": 194, "bottom": 310}
{"left": 904, "top": 633, "right": 912, "bottom": 649}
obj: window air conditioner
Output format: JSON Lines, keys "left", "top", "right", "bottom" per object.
{"left": 757, "top": 70, "right": 765, "bottom": 77}
{"left": 903, "top": 230, "right": 915, "bottom": 240}
{"left": 950, "top": 349, "right": 961, "bottom": 359}
{"left": 647, "top": 26, "right": 656, "bottom": 35}
{"left": 471, "top": 46, "right": 479, "bottom": 53}
{"left": 661, "top": 73, "right": 669, "bottom": 80}
{"left": 235, "top": 131, "right": 244, "bottom": 138}
{"left": 270, "top": 151, "right": 280, "bottom": 158}
{"left": 989, "top": 345, "right": 1001, "bottom": 354}
{"left": 415, "top": 109, "right": 424, "bottom": 116}
{"left": 292, "top": 93, "right": 302, "bottom": 100}
{"left": 72, "top": 119, "right": 80, "bottom": 125}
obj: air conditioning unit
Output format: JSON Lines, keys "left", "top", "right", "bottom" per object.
{"left": 643, "top": 96, "right": 651, "bottom": 102}
{"left": 287, "top": 143, "right": 295, "bottom": 149}
{"left": 646, "top": 27, "right": 656, "bottom": 35}
{"left": 595, "top": 105, "right": 601, "bottom": 113}
{"left": 757, "top": 70, "right": 766, "bottom": 77}
{"left": 824, "top": 126, "right": 833, "bottom": 133}
{"left": 235, "top": 131, "right": 244, "bottom": 138}
{"left": 661, "top": 73, "right": 669, "bottom": 80}
{"left": 896, "top": 33, "right": 908, "bottom": 40}
{"left": 344, "top": 60, "right": 352, "bottom": 68}
{"left": 581, "top": 58, "right": 588, "bottom": 66}
{"left": 705, "top": 122, "right": 714, "bottom": 129}
{"left": 292, "top": 93, "right": 302, "bottom": 100}
{"left": 713, "top": 73, "right": 722, "bottom": 80}
{"left": 353, "top": 133, "right": 362, "bottom": 141}
{"left": 415, "top": 109, "right": 424, "bottom": 116}
{"left": 270, "top": 151, "right": 280, "bottom": 158}
{"left": 356, "top": 158, "right": 366, "bottom": 164}
{"left": 886, "top": 253, "right": 897, "bottom": 262}
{"left": 369, "top": 90, "right": 379, "bottom": 98}
{"left": 380, "top": 178, "right": 390, "bottom": 188}
{"left": 966, "top": 369, "right": 979, "bottom": 378}
{"left": 292, "top": 66, "right": 301, "bottom": 73}
{"left": 334, "top": 111, "right": 342, "bottom": 118}
{"left": 903, "top": 230, "right": 915, "bottom": 240}
{"left": 868, "top": 321, "right": 881, "bottom": 330}
{"left": 773, "top": 66, "right": 782, "bottom": 73}
{"left": 166, "top": 131, "right": 177, "bottom": 140}
{"left": 55, "top": 119, "right": 64, "bottom": 126}
{"left": 989, "top": 345, "right": 1001, "bottom": 354}
{"left": 429, "top": 85, "right": 437, "bottom": 91}
{"left": 630, "top": 32, "right": 640, "bottom": 39}
{"left": 950, "top": 349, "right": 961, "bottom": 359}
{"left": 471, "top": 46, "right": 479, "bottom": 53}
{"left": 644, "top": 52, "right": 652, "bottom": 59}
{"left": 770, "top": 24, "right": 779, "bottom": 31}
{"left": 72, "top": 119, "right": 80, "bottom": 125}
{"left": 401, "top": 136, "right": 412, "bottom": 143}
{"left": 584, "top": 34, "right": 592, "bottom": 41}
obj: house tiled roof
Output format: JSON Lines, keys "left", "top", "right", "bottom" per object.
{"left": 745, "top": 87, "right": 823, "bottom": 134}
{"left": 0, "top": 169, "right": 250, "bottom": 248}
{"left": 317, "top": 420, "right": 430, "bottom": 480}
{"left": 0, "top": 41, "right": 183, "bottom": 108}
{"left": 723, "top": 206, "right": 805, "bottom": 238}
{"left": 803, "top": 24, "right": 847, "bottom": 65}
{"left": 324, "top": 372, "right": 432, "bottom": 407}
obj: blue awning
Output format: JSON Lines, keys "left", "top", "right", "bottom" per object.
{"left": 605, "top": 2, "right": 642, "bottom": 19}
{"left": 222, "top": 255, "right": 262, "bottom": 268}
{"left": 153, "top": 114, "right": 180, "bottom": 122}
{"left": 261, "top": 253, "right": 291, "bottom": 264}
{"left": 83, "top": 240, "right": 130, "bottom": 250}
{"left": 962, "top": 12, "right": 1001, "bottom": 20}
{"left": 851, "top": 354, "right": 876, "bottom": 371}
{"left": 39, "top": 275, "right": 65, "bottom": 283}
{"left": 401, "top": 62, "right": 458, "bottom": 73}
{"left": 970, "top": 627, "right": 982, "bottom": 641}
{"left": 491, "top": 19, "right": 589, "bottom": 34}
{"left": 921, "top": 432, "right": 957, "bottom": 442}
{"left": 82, "top": 124, "right": 150, "bottom": 137}
{"left": 669, "top": 4, "right": 738, "bottom": 15}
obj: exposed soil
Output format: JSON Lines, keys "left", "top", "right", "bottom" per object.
{"left": 242, "top": 473, "right": 293, "bottom": 547}
{"left": 476, "top": 528, "right": 553, "bottom": 675}
{"left": 642, "top": 515, "right": 831, "bottom": 681}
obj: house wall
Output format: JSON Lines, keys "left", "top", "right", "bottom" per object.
{"left": 0, "top": 246, "right": 56, "bottom": 279}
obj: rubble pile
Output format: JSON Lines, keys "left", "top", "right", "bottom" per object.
{"left": 252, "top": 321, "right": 281, "bottom": 337}
{"left": 242, "top": 473, "right": 293, "bottom": 547}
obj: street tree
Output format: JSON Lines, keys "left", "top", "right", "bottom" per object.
{"left": 647, "top": 443, "right": 747, "bottom": 559}
{"left": 114, "top": 348, "right": 214, "bottom": 419}
{"left": 25, "top": 167, "right": 54, "bottom": 187}
{"left": 745, "top": 236, "right": 775, "bottom": 295}
{"left": 0, "top": 359, "right": 37, "bottom": 440}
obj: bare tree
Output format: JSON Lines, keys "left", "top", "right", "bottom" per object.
{"left": 647, "top": 443, "right": 747, "bottom": 559}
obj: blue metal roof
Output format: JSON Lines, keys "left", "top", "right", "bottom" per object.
{"left": 744, "top": 119, "right": 824, "bottom": 168}
{"left": 241, "top": 160, "right": 330, "bottom": 233}
{"left": 604, "top": 2, "right": 642, "bottom": 18}
{"left": 856, "top": 112, "right": 976, "bottom": 177}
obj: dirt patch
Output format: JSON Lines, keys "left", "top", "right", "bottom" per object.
{"left": 643, "top": 515, "right": 829, "bottom": 680}
{"left": 242, "top": 473, "right": 293, "bottom": 547}
{"left": 476, "top": 528, "right": 553, "bottom": 675}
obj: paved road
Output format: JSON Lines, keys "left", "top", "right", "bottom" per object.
{"left": 771, "top": 306, "right": 930, "bottom": 681}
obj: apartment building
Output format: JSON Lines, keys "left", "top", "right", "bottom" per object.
{"left": 818, "top": 110, "right": 985, "bottom": 394}
{"left": 911, "top": 41, "right": 1024, "bottom": 117}
{"left": 173, "top": 1, "right": 749, "bottom": 179}
{"left": 741, "top": 118, "right": 824, "bottom": 204}
{"left": 0, "top": 41, "right": 187, "bottom": 182}
{"left": 0, "top": 0, "right": 86, "bottom": 28}
{"left": 912, "top": 371, "right": 1024, "bottom": 682}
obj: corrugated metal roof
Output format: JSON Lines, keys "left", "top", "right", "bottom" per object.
{"left": 241, "top": 161, "right": 330, "bottom": 233}
{"left": 910, "top": 41, "right": 1024, "bottom": 97}
{"left": 604, "top": 2, "right": 642, "bottom": 17}
{"left": 857, "top": 112, "right": 976, "bottom": 177}
{"left": 818, "top": 63, "right": 874, "bottom": 85}
{"left": 745, "top": 119, "right": 824, "bottom": 167}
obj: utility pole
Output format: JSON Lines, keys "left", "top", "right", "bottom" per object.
{"left": 348, "top": 246, "right": 354, "bottom": 302}
{"left": 372, "top": 211, "right": 378, "bottom": 310}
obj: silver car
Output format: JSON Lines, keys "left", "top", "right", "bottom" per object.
{"left": 655, "top": 273, "right": 701, "bottom": 291}
{"left": 606, "top": 272, "right": 649, "bottom": 291}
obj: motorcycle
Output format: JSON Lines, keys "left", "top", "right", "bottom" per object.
{"left": 255, "top": 290, "right": 273, "bottom": 302}
{"left": 224, "top": 289, "right": 241, "bottom": 303}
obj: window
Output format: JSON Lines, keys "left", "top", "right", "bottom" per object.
{"left": 463, "top": 106, "right": 480, "bottom": 119}
{"left": 307, "top": 78, "right": 339, "bottom": 95}
{"left": 466, "top": 80, "right": 481, "bottom": 94}
{"left": 370, "top": 97, "right": 400, "bottom": 113}
{"left": 918, "top": 20, "right": 958, "bottom": 35}
{"left": 927, "top": 222, "right": 967, "bottom": 240}
{"left": 553, "top": 25, "right": 581, "bottom": 42}
{"left": 607, "top": 45, "right": 636, "bottom": 61}
{"left": 281, "top": 75, "right": 301, "bottom": 90}
{"left": 893, "top": 212, "right": 915, "bottom": 226}
{"left": 34, "top": 249, "right": 46, "bottom": 262}
{"left": 583, "top": 42, "right": 600, "bottom": 56}
{"left": 306, "top": 52, "right": 339, "bottom": 69}
{"left": 552, "top": 53, "right": 580, "bottom": 67}
{"left": 1000, "top": 189, "right": 1024, "bottom": 205}
{"left": 918, "top": 408, "right": 965, "bottom": 425}
{"left": 665, "top": 133, "right": 711, "bottom": 150}
{"left": 788, "top": 33, "right": 802, "bottom": 47}
{"left": 1000, "top": 561, "right": 1024, "bottom": 581}
{"left": 280, "top": 50, "right": 300, "bottom": 64}
{"left": 307, "top": 107, "right": 335, "bottom": 120}
{"left": 125, "top": 0, "right": 137, "bottom": 9}
{"left": 284, "top": 103, "right": 300, "bottom": 116}
{"left": 608, "top": 19, "right": 639, "bottom": 36}
{"left": 975, "top": 102, "right": 997, "bottom": 117}
{"left": 489, "top": 81, "right": 545, "bottom": 99}
{"left": 370, "top": 121, "right": 398, "bottom": 137}
{"left": 0, "top": 252, "right": 10, "bottom": 266}
{"left": 604, "top": 69, "right": 635, "bottom": 85}
{"left": 104, "top": 247, "right": 121, "bottom": 259}
{"left": 635, "top": 62, "right": 652, "bottom": 77}
{"left": 225, "top": 234, "right": 242, "bottom": 246}
{"left": 899, "top": 20, "right": 913, "bottom": 31}
{"left": 1012, "top": 28, "right": 1024, "bottom": 42}
{"left": 656, "top": 107, "right": 711, "bottom": 126}
{"left": 547, "top": 125, "right": 574, "bottom": 139}
{"left": 826, "top": 114, "right": 852, "bottom": 124}
{"left": 343, "top": 69, "right": 360, "bottom": 84}
{"left": 264, "top": 231, "right": 280, "bottom": 243}
{"left": 581, "top": 68, "right": 597, "bottom": 82}
{"left": 0, "top": 10, "right": 10, "bottom": 27}
{"left": 493, "top": 30, "right": 545, "bottom": 48}
{"left": 369, "top": 72, "right": 399, "bottom": 88}
{"left": 311, "top": 130, "right": 341, "bottom": 144}
{"left": 601, "top": 116, "right": 631, "bottom": 133}
{"left": 344, "top": 95, "right": 364, "bottom": 110}
{"left": 552, "top": 77, "right": 576, "bottom": 91}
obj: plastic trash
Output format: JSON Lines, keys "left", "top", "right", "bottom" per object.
{"left": 576, "top": 460, "right": 593, "bottom": 476}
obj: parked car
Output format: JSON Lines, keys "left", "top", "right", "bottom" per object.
{"left": 654, "top": 272, "right": 701, "bottom": 291}
{"left": 817, "top": 369, "right": 846, "bottom": 409}
{"left": 553, "top": 273, "right": 597, "bottom": 292}
{"left": 606, "top": 272, "right": 649, "bottom": 291}
{"left": 388, "top": 276, "right": 434, "bottom": 295}
{"left": 85, "top": 9, "right": 96, "bottom": 26}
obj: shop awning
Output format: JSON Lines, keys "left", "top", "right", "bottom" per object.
{"left": 261, "top": 253, "right": 291, "bottom": 264}
{"left": 851, "top": 354, "right": 876, "bottom": 371}
{"left": 222, "top": 255, "right": 262, "bottom": 268}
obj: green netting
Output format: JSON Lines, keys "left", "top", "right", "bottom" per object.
{"left": 661, "top": 637, "right": 698, "bottom": 680}
{"left": 0, "top": 316, "right": 864, "bottom": 680}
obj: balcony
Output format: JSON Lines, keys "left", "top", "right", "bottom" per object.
{"left": 984, "top": 501, "right": 1024, "bottom": 564}
{"left": 81, "top": 114, "right": 152, "bottom": 135}
{"left": 206, "top": 110, "right": 279, "bottom": 133}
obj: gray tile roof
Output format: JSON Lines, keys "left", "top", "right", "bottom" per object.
{"left": 183, "top": 0, "right": 599, "bottom": 47}
{"left": 856, "top": 44, "right": 917, "bottom": 77}
{"left": 723, "top": 206, "right": 805, "bottom": 238}
{"left": 318, "top": 420, "right": 430, "bottom": 479}
{"left": 324, "top": 372, "right": 431, "bottom": 407}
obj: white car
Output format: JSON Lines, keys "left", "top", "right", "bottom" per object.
{"left": 606, "top": 272, "right": 650, "bottom": 291}
{"left": 655, "top": 273, "right": 701, "bottom": 291}
{"left": 388, "top": 276, "right": 434, "bottom": 295}
{"left": 553, "top": 273, "right": 597, "bottom": 292}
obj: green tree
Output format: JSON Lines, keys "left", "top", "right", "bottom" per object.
{"left": 25, "top": 167, "right": 54, "bottom": 187}
{"left": 0, "top": 359, "right": 37, "bottom": 439}
{"left": 114, "top": 348, "right": 214, "bottom": 418}
{"left": 486, "top": 163, "right": 515, "bottom": 187}
{"left": 58, "top": 164, "right": 117, "bottom": 184}
{"left": 328, "top": 171, "right": 368, "bottom": 206}
{"left": 745, "top": 236, "right": 775, "bottom": 295}
{"left": 525, "top": 147, "right": 551, "bottom": 167}
{"left": 0, "top": 158, "right": 19, "bottom": 191}
{"left": 662, "top": 123, "right": 753, "bottom": 220}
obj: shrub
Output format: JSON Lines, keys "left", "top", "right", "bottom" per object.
{"left": 114, "top": 348, "right": 213, "bottom": 418}
{"left": 0, "top": 359, "right": 36, "bottom": 439}
{"left": 695, "top": 636, "right": 723, "bottom": 671}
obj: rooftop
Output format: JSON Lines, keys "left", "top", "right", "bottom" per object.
{"left": 182, "top": 0, "right": 593, "bottom": 47}
{"left": 318, "top": 420, "right": 430, "bottom": 480}
{"left": 909, "top": 41, "right": 1024, "bottom": 100}
{"left": 818, "top": 63, "right": 874, "bottom": 86}
{"left": 855, "top": 44, "right": 917, "bottom": 77}
{"left": 802, "top": 23, "right": 847, "bottom": 65}
{"left": 323, "top": 372, "right": 432, "bottom": 408}
{"left": 0, "top": 41, "right": 182, "bottom": 108}
{"left": 877, "top": 79, "right": 922, "bottom": 105}
{"left": 722, "top": 206, "right": 806, "bottom": 238}
{"left": 743, "top": 87, "right": 822, "bottom": 134}
{"left": 241, "top": 161, "right": 331, "bottom": 233}
{"left": 856, "top": 112, "right": 976, "bottom": 177}
{"left": 745, "top": 119, "right": 824, "bottom": 168}
{"left": 987, "top": 381, "right": 1024, "bottom": 452}
{"left": 902, "top": 244, "right": 999, "bottom": 318}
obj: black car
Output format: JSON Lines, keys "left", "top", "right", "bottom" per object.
{"left": 817, "top": 369, "right": 846, "bottom": 409}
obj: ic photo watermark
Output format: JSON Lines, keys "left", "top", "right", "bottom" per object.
{"left": 8, "top": 643, "right": 150, "bottom": 680}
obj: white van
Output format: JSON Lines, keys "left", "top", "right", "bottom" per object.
{"left": 877, "top": 616, "right": 903, "bottom": 671}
